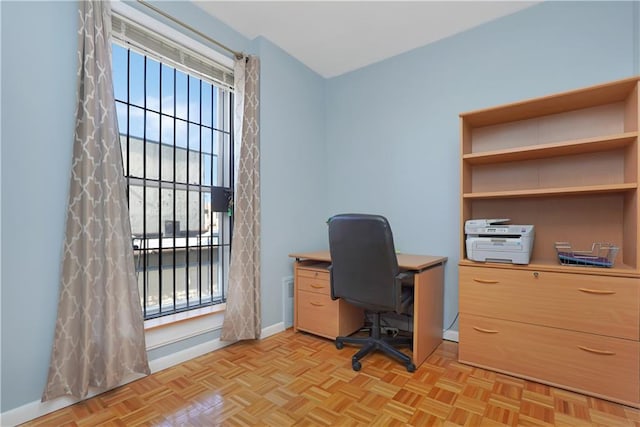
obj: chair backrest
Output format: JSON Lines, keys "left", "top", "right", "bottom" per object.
{"left": 328, "top": 213, "right": 400, "bottom": 313}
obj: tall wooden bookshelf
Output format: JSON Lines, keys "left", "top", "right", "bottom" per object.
{"left": 458, "top": 76, "right": 640, "bottom": 407}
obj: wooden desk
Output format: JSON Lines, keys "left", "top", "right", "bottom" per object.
{"left": 289, "top": 250, "right": 447, "bottom": 368}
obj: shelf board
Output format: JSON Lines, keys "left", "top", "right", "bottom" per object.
{"left": 460, "top": 77, "right": 639, "bottom": 127}
{"left": 463, "top": 132, "right": 638, "bottom": 165}
{"left": 463, "top": 183, "right": 637, "bottom": 199}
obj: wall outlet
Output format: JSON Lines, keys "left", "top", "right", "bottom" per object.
{"left": 381, "top": 327, "right": 399, "bottom": 336}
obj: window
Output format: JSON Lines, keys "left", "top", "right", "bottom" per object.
{"left": 111, "top": 14, "right": 234, "bottom": 320}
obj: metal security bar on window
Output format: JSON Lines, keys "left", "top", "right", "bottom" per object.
{"left": 113, "top": 43, "right": 233, "bottom": 320}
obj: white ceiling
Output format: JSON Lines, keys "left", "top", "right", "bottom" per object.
{"left": 195, "top": 1, "right": 539, "bottom": 78}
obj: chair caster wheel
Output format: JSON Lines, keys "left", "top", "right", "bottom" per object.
{"left": 406, "top": 363, "right": 416, "bottom": 373}
{"left": 352, "top": 360, "right": 361, "bottom": 371}
{"left": 335, "top": 341, "right": 344, "bottom": 350}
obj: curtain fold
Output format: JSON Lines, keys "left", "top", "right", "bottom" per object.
{"left": 42, "top": 0, "right": 150, "bottom": 402}
{"left": 221, "top": 56, "right": 261, "bottom": 341}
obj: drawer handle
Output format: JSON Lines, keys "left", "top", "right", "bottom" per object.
{"left": 578, "top": 345, "right": 616, "bottom": 356}
{"left": 309, "top": 302, "right": 324, "bottom": 307}
{"left": 578, "top": 288, "right": 616, "bottom": 295}
{"left": 310, "top": 284, "right": 325, "bottom": 289}
{"left": 473, "top": 327, "right": 499, "bottom": 334}
{"left": 473, "top": 279, "right": 499, "bottom": 284}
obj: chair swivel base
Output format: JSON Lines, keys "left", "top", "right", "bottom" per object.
{"left": 335, "top": 334, "right": 416, "bottom": 373}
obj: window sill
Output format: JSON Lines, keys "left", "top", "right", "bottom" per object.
{"left": 144, "top": 304, "right": 226, "bottom": 331}
{"left": 144, "top": 304, "right": 226, "bottom": 351}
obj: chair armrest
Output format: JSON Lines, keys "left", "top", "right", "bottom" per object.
{"left": 395, "top": 271, "right": 415, "bottom": 314}
{"left": 328, "top": 264, "right": 338, "bottom": 300}
{"left": 396, "top": 271, "right": 415, "bottom": 286}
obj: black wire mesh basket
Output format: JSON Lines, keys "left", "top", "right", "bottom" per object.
{"left": 554, "top": 242, "right": 619, "bottom": 268}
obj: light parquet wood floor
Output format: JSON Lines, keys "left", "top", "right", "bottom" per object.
{"left": 22, "top": 329, "right": 640, "bottom": 426}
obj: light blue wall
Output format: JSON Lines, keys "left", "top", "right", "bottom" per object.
{"left": 1, "top": 0, "right": 78, "bottom": 413}
{"left": 255, "top": 36, "right": 328, "bottom": 326}
{"left": 0, "top": 0, "right": 325, "bottom": 413}
{"left": 325, "top": 1, "right": 639, "bottom": 330}
{"left": 1, "top": 0, "right": 638, "bottom": 416}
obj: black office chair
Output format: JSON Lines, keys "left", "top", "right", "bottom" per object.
{"left": 327, "top": 213, "right": 416, "bottom": 372}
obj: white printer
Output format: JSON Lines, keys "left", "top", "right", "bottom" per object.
{"left": 465, "top": 219, "right": 535, "bottom": 265}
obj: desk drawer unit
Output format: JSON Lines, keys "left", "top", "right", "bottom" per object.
{"left": 460, "top": 314, "right": 640, "bottom": 405}
{"left": 294, "top": 265, "right": 363, "bottom": 340}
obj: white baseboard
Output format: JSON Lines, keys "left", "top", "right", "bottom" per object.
{"left": 443, "top": 329, "right": 459, "bottom": 342}
{"left": 1, "top": 322, "right": 286, "bottom": 427}
{"left": 148, "top": 335, "right": 229, "bottom": 373}
{"left": 261, "top": 321, "right": 286, "bottom": 338}
{"left": 0, "top": 373, "right": 146, "bottom": 427}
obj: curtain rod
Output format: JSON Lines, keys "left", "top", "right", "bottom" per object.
{"left": 136, "top": 0, "right": 245, "bottom": 60}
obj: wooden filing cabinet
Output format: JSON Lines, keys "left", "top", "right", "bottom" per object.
{"left": 458, "top": 77, "right": 640, "bottom": 407}
{"left": 293, "top": 260, "right": 364, "bottom": 340}
{"left": 459, "top": 265, "right": 640, "bottom": 406}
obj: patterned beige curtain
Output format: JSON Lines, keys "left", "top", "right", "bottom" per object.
{"left": 42, "top": 0, "right": 150, "bottom": 402}
{"left": 221, "top": 56, "right": 261, "bottom": 341}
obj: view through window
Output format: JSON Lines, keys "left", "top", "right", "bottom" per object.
{"left": 112, "top": 41, "right": 233, "bottom": 320}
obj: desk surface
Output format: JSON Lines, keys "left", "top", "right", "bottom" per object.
{"left": 289, "top": 250, "right": 447, "bottom": 271}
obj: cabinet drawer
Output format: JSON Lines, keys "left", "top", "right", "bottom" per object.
{"left": 296, "top": 291, "right": 339, "bottom": 338}
{"left": 297, "top": 269, "right": 330, "bottom": 295}
{"left": 296, "top": 290, "right": 364, "bottom": 340}
{"left": 459, "top": 266, "right": 639, "bottom": 340}
{"left": 459, "top": 314, "right": 640, "bottom": 405}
